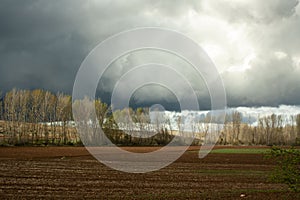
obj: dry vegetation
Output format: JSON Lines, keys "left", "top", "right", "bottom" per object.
{"left": 0, "top": 88, "right": 300, "bottom": 146}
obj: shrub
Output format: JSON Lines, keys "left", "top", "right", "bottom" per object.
{"left": 266, "top": 146, "right": 300, "bottom": 192}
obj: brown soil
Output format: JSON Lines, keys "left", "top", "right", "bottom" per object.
{"left": 0, "top": 146, "right": 298, "bottom": 199}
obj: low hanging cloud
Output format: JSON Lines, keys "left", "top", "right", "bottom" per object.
{"left": 1, "top": 0, "right": 300, "bottom": 109}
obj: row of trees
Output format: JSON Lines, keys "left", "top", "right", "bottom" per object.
{"left": 0, "top": 89, "right": 76, "bottom": 145}
{"left": 0, "top": 88, "right": 300, "bottom": 146}
{"left": 0, "top": 88, "right": 178, "bottom": 146}
{"left": 218, "top": 112, "right": 300, "bottom": 145}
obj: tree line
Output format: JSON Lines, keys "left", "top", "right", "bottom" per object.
{"left": 0, "top": 88, "right": 299, "bottom": 146}
{"left": 0, "top": 88, "right": 178, "bottom": 146}
{"left": 0, "top": 89, "right": 76, "bottom": 145}
{"left": 218, "top": 112, "right": 300, "bottom": 146}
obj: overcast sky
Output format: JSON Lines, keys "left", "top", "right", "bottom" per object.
{"left": 1, "top": 0, "right": 300, "bottom": 109}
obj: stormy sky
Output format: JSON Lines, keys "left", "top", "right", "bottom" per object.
{"left": 1, "top": 0, "right": 300, "bottom": 109}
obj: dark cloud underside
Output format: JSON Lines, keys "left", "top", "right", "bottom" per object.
{"left": 1, "top": 0, "right": 300, "bottom": 109}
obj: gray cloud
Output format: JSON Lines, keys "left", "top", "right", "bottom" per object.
{"left": 0, "top": 0, "right": 154, "bottom": 92}
{"left": 223, "top": 52, "right": 300, "bottom": 107}
{"left": 204, "top": 0, "right": 299, "bottom": 24}
{"left": 1, "top": 0, "right": 300, "bottom": 109}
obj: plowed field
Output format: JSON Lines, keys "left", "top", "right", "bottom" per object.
{"left": 0, "top": 146, "right": 298, "bottom": 199}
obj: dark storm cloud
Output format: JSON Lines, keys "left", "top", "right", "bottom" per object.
{"left": 0, "top": 1, "right": 88, "bottom": 92}
{"left": 0, "top": 0, "right": 202, "bottom": 109}
{"left": 0, "top": 0, "right": 153, "bottom": 93}
{"left": 1, "top": 0, "right": 300, "bottom": 109}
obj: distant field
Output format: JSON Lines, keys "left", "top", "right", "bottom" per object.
{"left": 186, "top": 145, "right": 272, "bottom": 154}
{"left": 209, "top": 146, "right": 300, "bottom": 154}
{"left": 0, "top": 146, "right": 299, "bottom": 199}
{"left": 210, "top": 148, "right": 271, "bottom": 154}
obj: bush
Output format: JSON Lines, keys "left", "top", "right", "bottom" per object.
{"left": 295, "top": 138, "right": 300, "bottom": 146}
{"left": 265, "top": 146, "right": 300, "bottom": 192}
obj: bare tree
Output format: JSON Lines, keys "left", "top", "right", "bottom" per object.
{"left": 232, "top": 111, "right": 242, "bottom": 145}
{"left": 296, "top": 114, "right": 300, "bottom": 145}
{"left": 197, "top": 115, "right": 210, "bottom": 144}
{"left": 4, "top": 89, "right": 17, "bottom": 144}
{"left": 95, "top": 98, "right": 109, "bottom": 128}
{"left": 56, "top": 93, "right": 71, "bottom": 144}
{"left": 42, "top": 91, "right": 54, "bottom": 144}
{"left": 0, "top": 90, "right": 3, "bottom": 120}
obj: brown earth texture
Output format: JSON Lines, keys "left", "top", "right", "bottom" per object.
{"left": 0, "top": 146, "right": 299, "bottom": 199}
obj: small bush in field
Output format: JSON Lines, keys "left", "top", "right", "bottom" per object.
{"left": 266, "top": 146, "right": 300, "bottom": 192}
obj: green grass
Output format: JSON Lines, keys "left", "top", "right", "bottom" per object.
{"left": 210, "top": 148, "right": 270, "bottom": 154}
{"left": 194, "top": 169, "right": 267, "bottom": 175}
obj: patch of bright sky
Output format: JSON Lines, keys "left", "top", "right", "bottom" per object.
{"left": 274, "top": 51, "right": 288, "bottom": 60}
{"left": 185, "top": 9, "right": 256, "bottom": 73}
{"left": 296, "top": 1, "right": 300, "bottom": 15}
{"left": 292, "top": 55, "right": 300, "bottom": 69}
{"left": 227, "top": 53, "right": 256, "bottom": 72}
